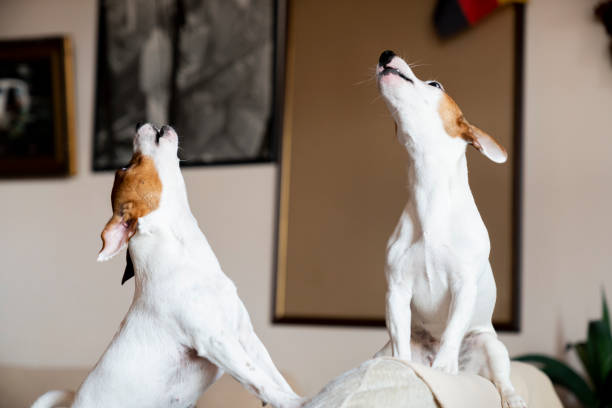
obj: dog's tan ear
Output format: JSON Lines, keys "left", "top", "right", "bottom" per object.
{"left": 439, "top": 94, "right": 507, "bottom": 163}
{"left": 97, "top": 215, "right": 137, "bottom": 262}
{"left": 465, "top": 124, "right": 508, "bottom": 164}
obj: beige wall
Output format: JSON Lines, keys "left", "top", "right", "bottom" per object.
{"left": 1, "top": 0, "right": 611, "bottom": 401}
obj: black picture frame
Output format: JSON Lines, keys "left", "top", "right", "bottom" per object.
{"left": 93, "top": 0, "right": 285, "bottom": 171}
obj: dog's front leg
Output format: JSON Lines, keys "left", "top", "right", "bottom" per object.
{"left": 196, "top": 336, "right": 303, "bottom": 408}
{"left": 432, "top": 278, "right": 477, "bottom": 374}
{"left": 386, "top": 282, "right": 413, "bottom": 360}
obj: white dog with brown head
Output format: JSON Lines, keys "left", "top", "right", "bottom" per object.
{"left": 32, "top": 124, "right": 303, "bottom": 408}
{"left": 374, "top": 50, "right": 526, "bottom": 408}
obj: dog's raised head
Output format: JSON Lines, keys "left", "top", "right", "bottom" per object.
{"left": 97, "top": 123, "right": 183, "bottom": 262}
{"left": 376, "top": 50, "right": 507, "bottom": 163}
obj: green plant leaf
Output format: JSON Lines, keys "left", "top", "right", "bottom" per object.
{"left": 602, "top": 370, "right": 612, "bottom": 405}
{"left": 515, "top": 354, "right": 596, "bottom": 407}
{"left": 586, "top": 320, "right": 612, "bottom": 390}
{"left": 569, "top": 341, "right": 595, "bottom": 383}
{"left": 601, "top": 354, "right": 612, "bottom": 406}
{"left": 603, "top": 289, "right": 611, "bottom": 336}
{"left": 604, "top": 353, "right": 612, "bottom": 386}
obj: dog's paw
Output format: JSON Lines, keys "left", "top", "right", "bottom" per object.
{"left": 501, "top": 392, "right": 527, "bottom": 408}
{"left": 431, "top": 353, "right": 459, "bottom": 375}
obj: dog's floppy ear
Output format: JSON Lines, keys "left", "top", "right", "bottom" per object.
{"left": 464, "top": 123, "right": 508, "bottom": 164}
{"left": 122, "top": 250, "right": 135, "bottom": 284}
{"left": 97, "top": 215, "right": 137, "bottom": 262}
{"left": 439, "top": 94, "right": 507, "bottom": 163}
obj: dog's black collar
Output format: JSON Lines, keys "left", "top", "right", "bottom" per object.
{"left": 122, "top": 251, "right": 135, "bottom": 285}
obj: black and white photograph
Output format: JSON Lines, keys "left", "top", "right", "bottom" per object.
{"left": 93, "top": 0, "right": 278, "bottom": 170}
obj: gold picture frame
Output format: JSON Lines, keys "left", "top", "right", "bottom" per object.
{"left": 274, "top": 0, "right": 524, "bottom": 331}
{"left": 0, "top": 37, "right": 76, "bottom": 177}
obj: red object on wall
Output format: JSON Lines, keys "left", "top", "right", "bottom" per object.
{"left": 458, "top": 0, "right": 500, "bottom": 24}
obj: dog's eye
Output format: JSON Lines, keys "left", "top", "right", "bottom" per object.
{"left": 428, "top": 81, "right": 444, "bottom": 91}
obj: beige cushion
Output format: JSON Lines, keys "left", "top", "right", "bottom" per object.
{"left": 304, "top": 357, "right": 439, "bottom": 408}
{"left": 303, "top": 358, "right": 563, "bottom": 408}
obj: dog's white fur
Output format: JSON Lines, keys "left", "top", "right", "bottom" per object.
{"left": 33, "top": 124, "right": 303, "bottom": 408}
{"left": 374, "top": 52, "right": 526, "bottom": 408}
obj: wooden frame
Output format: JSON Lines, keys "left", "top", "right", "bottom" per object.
{"left": 0, "top": 37, "right": 76, "bottom": 177}
{"left": 274, "top": 1, "right": 525, "bottom": 331}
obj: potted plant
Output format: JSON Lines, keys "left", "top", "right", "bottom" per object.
{"left": 516, "top": 291, "right": 612, "bottom": 408}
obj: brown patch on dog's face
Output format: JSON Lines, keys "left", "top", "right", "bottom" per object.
{"left": 98, "top": 153, "right": 162, "bottom": 259}
{"left": 110, "top": 153, "right": 162, "bottom": 221}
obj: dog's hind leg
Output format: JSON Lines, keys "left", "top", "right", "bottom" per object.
{"left": 460, "top": 331, "right": 527, "bottom": 408}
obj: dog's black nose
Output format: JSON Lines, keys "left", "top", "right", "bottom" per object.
{"left": 379, "top": 50, "right": 396, "bottom": 66}
{"left": 135, "top": 122, "right": 144, "bottom": 132}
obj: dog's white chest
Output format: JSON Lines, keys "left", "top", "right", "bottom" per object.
{"left": 386, "top": 203, "right": 479, "bottom": 335}
{"left": 390, "top": 240, "right": 452, "bottom": 329}
{"left": 410, "top": 268, "right": 452, "bottom": 333}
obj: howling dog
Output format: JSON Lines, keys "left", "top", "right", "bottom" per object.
{"left": 33, "top": 124, "right": 303, "bottom": 408}
{"left": 374, "top": 50, "right": 526, "bottom": 408}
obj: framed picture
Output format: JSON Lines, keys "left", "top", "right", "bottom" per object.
{"left": 93, "top": 0, "right": 283, "bottom": 170}
{"left": 274, "top": 1, "right": 524, "bottom": 331}
{"left": 0, "top": 37, "right": 75, "bottom": 177}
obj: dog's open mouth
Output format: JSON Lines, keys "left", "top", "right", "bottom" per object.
{"left": 380, "top": 66, "right": 413, "bottom": 84}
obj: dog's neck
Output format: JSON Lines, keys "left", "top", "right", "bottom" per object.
{"left": 398, "top": 127, "right": 472, "bottom": 233}
{"left": 127, "top": 175, "right": 216, "bottom": 291}
{"left": 400, "top": 123, "right": 469, "bottom": 183}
